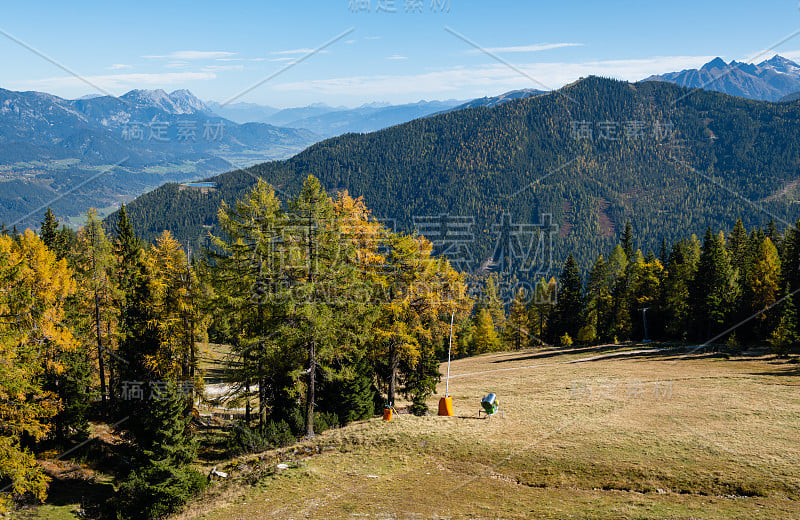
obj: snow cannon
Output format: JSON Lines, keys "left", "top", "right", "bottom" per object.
{"left": 481, "top": 393, "right": 498, "bottom": 415}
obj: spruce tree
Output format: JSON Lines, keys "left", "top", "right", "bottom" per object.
{"left": 40, "top": 207, "right": 61, "bottom": 256}
{"left": 318, "top": 354, "right": 378, "bottom": 424}
{"left": 780, "top": 220, "right": 800, "bottom": 332}
{"left": 114, "top": 381, "right": 205, "bottom": 520}
{"left": 663, "top": 238, "right": 699, "bottom": 340}
{"left": 528, "top": 277, "right": 556, "bottom": 346}
{"left": 403, "top": 340, "right": 441, "bottom": 416}
{"left": 554, "top": 254, "right": 584, "bottom": 342}
{"left": 585, "top": 254, "right": 613, "bottom": 342}
{"left": 691, "top": 229, "right": 738, "bottom": 341}
{"left": 621, "top": 220, "right": 635, "bottom": 260}
{"left": 608, "top": 244, "right": 632, "bottom": 339}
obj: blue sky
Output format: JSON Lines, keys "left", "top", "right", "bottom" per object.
{"left": 2, "top": 0, "right": 800, "bottom": 107}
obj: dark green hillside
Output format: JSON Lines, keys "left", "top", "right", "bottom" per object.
{"left": 116, "top": 76, "right": 800, "bottom": 276}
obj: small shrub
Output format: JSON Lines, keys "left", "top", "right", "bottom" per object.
{"left": 226, "top": 420, "right": 295, "bottom": 456}
{"left": 577, "top": 324, "right": 596, "bottom": 344}
{"left": 559, "top": 333, "right": 573, "bottom": 347}
{"left": 113, "top": 460, "right": 206, "bottom": 520}
{"left": 313, "top": 411, "right": 340, "bottom": 434}
{"left": 725, "top": 332, "right": 742, "bottom": 353}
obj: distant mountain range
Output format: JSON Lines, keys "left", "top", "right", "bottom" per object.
{"left": 0, "top": 83, "right": 552, "bottom": 228}
{"left": 0, "top": 88, "right": 318, "bottom": 228}
{"left": 446, "top": 88, "right": 546, "bottom": 111}
{"left": 9, "top": 52, "right": 800, "bottom": 230}
{"left": 644, "top": 54, "right": 800, "bottom": 101}
{"left": 208, "top": 99, "right": 465, "bottom": 137}
{"left": 206, "top": 90, "right": 557, "bottom": 138}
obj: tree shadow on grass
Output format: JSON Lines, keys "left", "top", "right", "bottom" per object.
{"left": 748, "top": 360, "right": 800, "bottom": 377}
{"left": 490, "top": 343, "right": 644, "bottom": 364}
{"left": 44, "top": 476, "right": 115, "bottom": 508}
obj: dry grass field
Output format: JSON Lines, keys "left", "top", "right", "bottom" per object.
{"left": 174, "top": 345, "right": 800, "bottom": 520}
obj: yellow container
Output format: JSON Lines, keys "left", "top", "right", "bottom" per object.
{"left": 438, "top": 396, "right": 454, "bottom": 417}
{"left": 383, "top": 407, "right": 393, "bottom": 421}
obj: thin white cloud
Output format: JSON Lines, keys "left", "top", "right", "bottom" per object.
{"left": 165, "top": 61, "right": 189, "bottom": 69}
{"left": 467, "top": 42, "right": 583, "bottom": 54}
{"left": 202, "top": 64, "right": 245, "bottom": 71}
{"left": 269, "top": 57, "right": 296, "bottom": 62}
{"left": 108, "top": 63, "right": 132, "bottom": 70}
{"left": 218, "top": 57, "right": 266, "bottom": 62}
{"left": 386, "top": 55, "right": 408, "bottom": 60}
{"left": 364, "top": 36, "right": 381, "bottom": 40}
{"left": 143, "top": 51, "right": 236, "bottom": 60}
{"left": 15, "top": 72, "right": 217, "bottom": 92}
{"left": 271, "top": 48, "right": 316, "bottom": 55}
{"left": 345, "top": 40, "right": 357, "bottom": 44}
{"left": 271, "top": 55, "right": 717, "bottom": 97}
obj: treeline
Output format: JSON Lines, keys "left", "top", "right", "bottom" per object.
{"left": 0, "top": 175, "right": 470, "bottom": 519}
{"left": 479, "top": 219, "right": 799, "bottom": 353}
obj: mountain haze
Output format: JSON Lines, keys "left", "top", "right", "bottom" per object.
{"left": 0, "top": 87, "right": 319, "bottom": 227}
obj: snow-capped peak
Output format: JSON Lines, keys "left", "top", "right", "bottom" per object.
{"left": 120, "top": 88, "right": 209, "bottom": 114}
{"left": 758, "top": 55, "right": 800, "bottom": 79}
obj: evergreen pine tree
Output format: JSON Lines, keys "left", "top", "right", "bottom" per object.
{"left": 403, "top": 340, "right": 441, "bottom": 416}
{"left": 554, "top": 254, "right": 584, "bottom": 342}
{"left": 621, "top": 220, "right": 635, "bottom": 260}
{"left": 528, "top": 277, "right": 556, "bottom": 346}
{"left": 766, "top": 218, "right": 782, "bottom": 251}
{"left": 663, "top": 238, "right": 699, "bottom": 340}
{"left": 585, "top": 254, "right": 613, "bottom": 342}
{"left": 39, "top": 207, "right": 62, "bottom": 257}
{"left": 691, "top": 229, "right": 739, "bottom": 341}
{"left": 608, "top": 244, "right": 632, "bottom": 339}
{"left": 114, "top": 381, "right": 205, "bottom": 520}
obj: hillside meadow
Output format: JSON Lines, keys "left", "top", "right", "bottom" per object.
{"left": 168, "top": 345, "right": 800, "bottom": 520}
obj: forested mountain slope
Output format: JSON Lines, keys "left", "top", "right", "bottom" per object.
{"left": 118, "top": 76, "right": 800, "bottom": 275}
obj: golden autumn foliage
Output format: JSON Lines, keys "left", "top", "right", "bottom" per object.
{"left": 144, "top": 231, "right": 206, "bottom": 385}
{"left": 0, "top": 230, "right": 77, "bottom": 510}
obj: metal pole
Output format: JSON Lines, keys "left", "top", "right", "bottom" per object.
{"left": 641, "top": 307, "right": 650, "bottom": 342}
{"left": 445, "top": 309, "right": 454, "bottom": 397}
